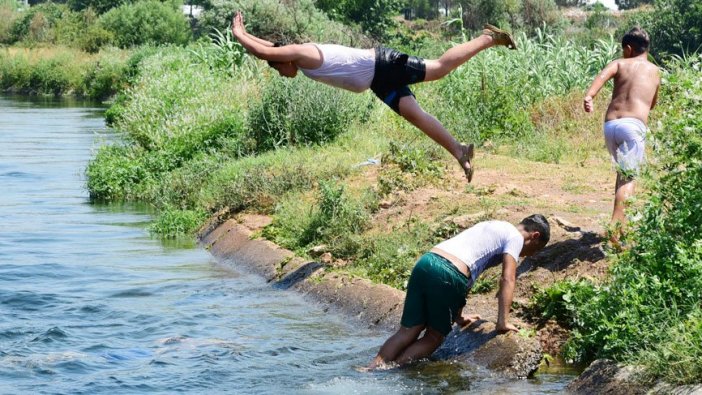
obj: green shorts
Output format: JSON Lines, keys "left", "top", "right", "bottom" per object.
{"left": 400, "top": 252, "right": 472, "bottom": 336}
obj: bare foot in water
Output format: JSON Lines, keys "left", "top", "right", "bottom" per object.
{"left": 363, "top": 356, "right": 399, "bottom": 371}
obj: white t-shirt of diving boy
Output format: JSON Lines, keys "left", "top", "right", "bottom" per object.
{"left": 434, "top": 220, "right": 524, "bottom": 281}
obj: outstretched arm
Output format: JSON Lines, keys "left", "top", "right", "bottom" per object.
{"left": 231, "top": 11, "right": 317, "bottom": 65}
{"left": 232, "top": 12, "right": 274, "bottom": 47}
{"left": 496, "top": 254, "right": 518, "bottom": 333}
{"left": 584, "top": 60, "right": 618, "bottom": 113}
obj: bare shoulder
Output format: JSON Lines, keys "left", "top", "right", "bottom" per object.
{"left": 644, "top": 60, "right": 661, "bottom": 81}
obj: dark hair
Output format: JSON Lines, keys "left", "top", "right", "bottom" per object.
{"left": 520, "top": 214, "right": 550, "bottom": 245}
{"left": 266, "top": 42, "right": 285, "bottom": 67}
{"left": 622, "top": 27, "right": 650, "bottom": 55}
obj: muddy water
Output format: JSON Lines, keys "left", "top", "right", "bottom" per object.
{"left": 0, "top": 95, "right": 573, "bottom": 394}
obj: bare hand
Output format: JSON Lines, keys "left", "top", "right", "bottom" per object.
{"left": 496, "top": 322, "right": 519, "bottom": 334}
{"left": 456, "top": 313, "right": 481, "bottom": 327}
{"left": 583, "top": 95, "right": 593, "bottom": 112}
{"left": 232, "top": 11, "right": 244, "bottom": 36}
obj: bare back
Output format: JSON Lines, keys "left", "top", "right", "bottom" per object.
{"left": 607, "top": 57, "right": 660, "bottom": 124}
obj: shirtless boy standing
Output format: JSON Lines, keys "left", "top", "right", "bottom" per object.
{"left": 583, "top": 27, "right": 660, "bottom": 244}
{"left": 231, "top": 11, "right": 517, "bottom": 182}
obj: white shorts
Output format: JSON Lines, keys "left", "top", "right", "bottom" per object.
{"left": 603, "top": 118, "right": 647, "bottom": 175}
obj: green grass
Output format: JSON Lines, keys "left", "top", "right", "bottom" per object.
{"left": 0, "top": 46, "right": 132, "bottom": 99}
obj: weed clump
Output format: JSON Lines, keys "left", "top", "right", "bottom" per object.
{"left": 248, "top": 76, "right": 372, "bottom": 151}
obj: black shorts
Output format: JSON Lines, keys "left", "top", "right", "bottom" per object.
{"left": 370, "top": 47, "right": 426, "bottom": 114}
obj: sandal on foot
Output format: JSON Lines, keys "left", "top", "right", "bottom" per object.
{"left": 459, "top": 143, "right": 475, "bottom": 183}
{"left": 483, "top": 24, "right": 517, "bottom": 50}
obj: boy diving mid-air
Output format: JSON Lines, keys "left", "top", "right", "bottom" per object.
{"left": 231, "top": 11, "right": 516, "bottom": 182}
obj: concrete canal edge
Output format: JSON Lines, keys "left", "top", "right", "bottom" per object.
{"left": 199, "top": 214, "right": 543, "bottom": 379}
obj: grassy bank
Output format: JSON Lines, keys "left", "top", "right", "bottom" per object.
{"left": 0, "top": 46, "right": 135, "bottom": 99}
{"left": 85, "top": 28, "right": 616, "bottom": 236}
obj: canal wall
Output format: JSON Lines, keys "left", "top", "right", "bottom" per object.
{"left": 199, "top": 214, "right": 543, "bottom": 379}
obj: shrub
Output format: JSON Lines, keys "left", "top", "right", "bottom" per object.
{"left": 86, "top": 144, "right": 148, "bottom": 200}
{"left": 29, "top": 55, "right": 82, "bottom": 95}
{"left": 99, "top": 0, "right": 191, "bottom": 48}
{"left": 188, "top": 27, "right": 249, "bottom": 76}
{"left": 82, "top": 51, "right": 129, "bottom": 99}
{"left": 264, "top": 180, "right": 376, "bottom": 257}
{"left": 0, "top": 5, "right": 20, "bottom": 44}
{"left": 148, "top": 208, "right": 208, "bottom": 238}
{"left": 78, "top": 25, "right": 114, "bottom": 53}
{"left": 645, "top": 0, "right": 702, "bottom": 60}
{"left": 248, "top": 75, "right": 372, "bottom": 151}
{"left": 10, "top": 2, "right": 69, "bottom": 43}
{"left": 353, "top": 221, "right": 435, "bottom": 289}
{"left": 316, "top": 0, "right": 403, "bottom": 40}
{"left": 88, "top": 46, "right": 252, "bottom": 200}
{"left": 198, "top": 0, "right": 369, "bottom": 46}
{"left": 67, "top": 0, "right": 130, "bottom": 14}
{"left": 0, "top": 51, "right": 31, "bottom": 90}
{"left": 377, "top": 141, "right": 444, "bottom": 195}
{"left": 521, "top": 0, "right": 561, "bottom": 31}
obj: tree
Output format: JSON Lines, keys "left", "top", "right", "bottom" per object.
{"left": 646, "top": 0, "right": 702, "bottom": 59}
{"left": 65, "top": 0, "right": 129, "bottom": 13}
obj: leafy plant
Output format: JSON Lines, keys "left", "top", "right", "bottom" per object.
{"left": 189, "top": 27, "right": 250, "bottom": 76}
{"left": 248, "top": 75, "right": 371, "bottom": 151}
{"left": 99, "top": 0, "right": 191, "bottom": 48}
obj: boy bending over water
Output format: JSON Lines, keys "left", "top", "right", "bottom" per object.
{"left": 231, "top": 11, "right": 517, "bottom": 182}
{"left": 583, "top": 27, "right": 660, "bottom": 245}
{"left": 368, "top": 215, "right": 550, "bottom": 369}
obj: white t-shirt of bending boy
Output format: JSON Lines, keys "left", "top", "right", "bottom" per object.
{"left": 434, "top": 220, "right": 523, "bottom": 281}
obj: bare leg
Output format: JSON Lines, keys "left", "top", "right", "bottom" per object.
{"left": 610, "top": 173, "right": 636, "bottom": 245}
{"left": 398, "top": 95, "right": 469, "bottom": 170}
{"left": 424, "top": 34, "right": 495, "bottom": 82}
{"left": 395, "top": 327, "right": 445, "bottom": 365}
{"left": 369, "top": 325, "right": 425, "bottom": 369}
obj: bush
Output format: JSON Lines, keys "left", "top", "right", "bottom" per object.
{"left": 78, "top": 24, "right": 114, "bottom": 53}
{"left": 82, "top": 51, "right": 129, "bottom": 99}
{"left": 67, "top": 0, "right": 130, "bottom": 14}
{"left": 9, "top": 2, "right": 69, "bottom": 43}
{"left": 316, "top": 0, "right": 403, "bottom": 40}
{"left": 99, "top": 0, "right": 191, "bottom": 48}
{"left": 248, "top": 76, "right": 372, "bottom": 151}
{"left": 354, "top": 221, "right": 435, "bottom": 289}
{"left": 0, "top": 5, "right": 20, "bottom": 44}
{"left": 0, "top": 51, "right": 31, "bottom": 90}
{"left": 88, "top": 46, "right": 252, "bottom": 200}
{"left": 86, "top": 144, "right": 148, "bottom": 200}
{"left": 148, "top": 208, "right": 208, "bottom": 238}
{"left": 264, "top": 180, "right": 376, "bottom": 257}
{"left": 29, "top": 54, "right": 83, "bottom": 95}
{"left": 645, "top": 0, "right": 702, "bottom": 60}
{"left": 198, "top": 0, "right": 369, "bottom": 46}
{"left": 377, "top": 141, "right": 444, "bottom": 195}
{"left": 521, "top": 0, "right": 561, "bottom": 31}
